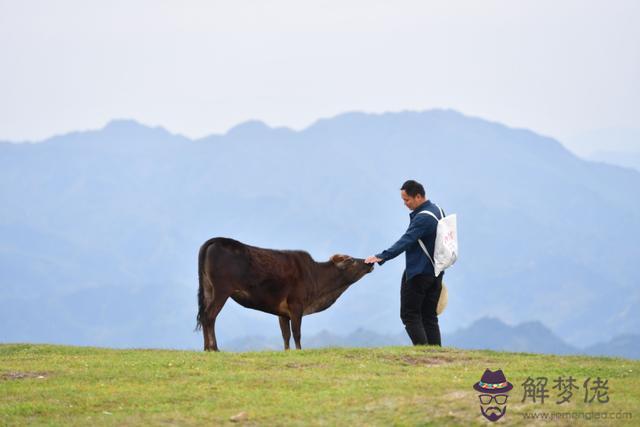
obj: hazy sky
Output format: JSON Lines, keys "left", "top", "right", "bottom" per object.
{"left": 1, "top": 0, "right": 638, "bottom": 144}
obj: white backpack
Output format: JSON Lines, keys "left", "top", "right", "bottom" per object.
{"left": 417, "top": 206, "right": 458, "bottom": 277}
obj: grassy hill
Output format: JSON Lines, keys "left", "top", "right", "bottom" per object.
{"left": 1, "top": 344, "right": 638, "bottom": 426}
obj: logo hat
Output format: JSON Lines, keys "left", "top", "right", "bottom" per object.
{"left": 473, "top": 369, "right": 513, "bottom": 394}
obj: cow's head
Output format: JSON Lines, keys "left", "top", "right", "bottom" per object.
{"left": 330, "top": 254, "right": 374, "bottom": 283}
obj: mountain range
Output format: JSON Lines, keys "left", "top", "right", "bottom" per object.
{"left": 1, "top": 110, "right": 639, "bottom": 355}
{"left": 222, "top": 317, "right": 640, "bottom": 359}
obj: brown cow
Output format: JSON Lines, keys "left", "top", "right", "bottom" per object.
{"left": 196, "top": 237, "right": 373, "bottom": 351}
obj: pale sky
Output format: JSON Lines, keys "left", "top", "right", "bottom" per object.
{"left": 1, "top": 0, "right": 638, "bottom": 145}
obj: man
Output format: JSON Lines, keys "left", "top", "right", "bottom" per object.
{"left": 365, "top": 179, "right": 444, "bottom": 346}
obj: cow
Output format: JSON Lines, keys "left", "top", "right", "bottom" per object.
{"left": 196, "top": 237, "right": 374, "bottom": 351}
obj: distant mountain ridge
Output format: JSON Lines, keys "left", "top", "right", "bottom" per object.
{"left": 1, "top": 109, "right": 639, "bottom": 352}
{"left": 222, "top": 317, "right": 639, "bottom": 359}
{"left": 587, "top": 150, "right": 640, "bottom": 172}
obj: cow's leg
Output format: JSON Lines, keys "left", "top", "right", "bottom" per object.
{"left": 202, "top": 323, "right": 212, "bottom": 350}
{"left": 290, "top": 306, "right": 303, "bottom": 350}
{"left": 279, "top": 316, "right": 291, "bottom": 350}
{"left": 204, "top": 294, "right": 229, "bottom": 352}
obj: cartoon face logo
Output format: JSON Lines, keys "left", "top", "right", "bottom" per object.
{"left": 473, "top": 369, "right": 513, "bottom": 422}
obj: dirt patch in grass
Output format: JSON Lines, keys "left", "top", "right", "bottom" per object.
{"left": 443, "top": 390, "right": 473, "bottom": 400}
{"left": 1, "top": 371, "right": 50, "bottom": 381}
{"left": 284, "top": 362, "right": 327, "bottom": 369}
{"left": 382, "top": 354, "right": 457, "bottom": 366}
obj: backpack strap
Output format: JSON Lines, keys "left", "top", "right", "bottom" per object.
{"left": 418, "top": 238, "right": 435, "bottom": 269}
{"left": 417, "top": 207, "right": 443, "bottom": 270}
{"left": 418, "top": 210, "right": 440, "bottom": 221}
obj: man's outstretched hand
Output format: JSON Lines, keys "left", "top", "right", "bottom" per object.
{"left": 365, "top": 256, "right": 383, "bottom": 264}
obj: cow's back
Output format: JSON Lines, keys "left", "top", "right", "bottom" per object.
{"left": 200, "top": 237, "right": 315, "bottom": 316}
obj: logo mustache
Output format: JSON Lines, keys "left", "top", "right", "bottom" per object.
{"left": 481, "top": 405, "right": 507, "bottom": 422}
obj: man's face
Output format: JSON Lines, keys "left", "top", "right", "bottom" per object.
{"left": 401, "top": 190, "right": 424, "bottom": 211}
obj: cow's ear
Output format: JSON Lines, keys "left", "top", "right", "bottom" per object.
{"left": 330, "top": 254, "right": 346, "bottom": 263}
{"left": 330, "top": 254, "right": 348, "bottom": 268}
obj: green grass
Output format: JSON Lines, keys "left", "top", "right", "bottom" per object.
{"left": 1, "top": 344, "right": 638, "bottom": 426}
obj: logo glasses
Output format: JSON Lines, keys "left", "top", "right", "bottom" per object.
{"left": 478, "top": 394, "right": 509, "bottom": 405}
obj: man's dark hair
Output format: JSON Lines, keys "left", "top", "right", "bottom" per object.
{"left": 401, "top": 180, "right": 425, "bottom": 198}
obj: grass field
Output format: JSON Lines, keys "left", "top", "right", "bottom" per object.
{"left": 1, "top": 343, "right": 638, "bottom": 426}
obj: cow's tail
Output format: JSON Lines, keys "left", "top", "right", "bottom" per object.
{"left": 195, "top": 240, "right": 211, "bottom": 331}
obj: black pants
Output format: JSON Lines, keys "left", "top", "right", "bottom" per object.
{"left": 400, "top": 271, "right": 442, "bottom": 346}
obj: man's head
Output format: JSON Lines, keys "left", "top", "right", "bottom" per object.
{"left": 400, "top": 180, "right": 427, "bottom": 210}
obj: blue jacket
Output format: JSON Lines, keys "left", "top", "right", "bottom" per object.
{"left": 375, "top": 200, "right": 444, "bottom": 280}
